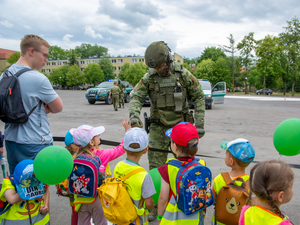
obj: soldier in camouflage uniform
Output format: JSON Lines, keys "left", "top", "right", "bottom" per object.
{"left": 117, "top": 79, "right": 125, "bottom": 108}
{"left": 109, "top": 81, "right": 121, "bottom": 111}
{"left": 129, "top": 41, "right": 205, "bottom": 220}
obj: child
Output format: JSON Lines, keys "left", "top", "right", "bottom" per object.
{"left": 0, "top": 159, "right": 50, "bottom": 224}
{"left": 157, "top": 122, "right": 207, "bottom": 225}
{"left": 113, "top": 127, "right": 156, "bottom": 225}
{"left": 239, "top": 160, "right": 294, "bottom": 225}
{"left": 72, "top": 120, "right": 131, "bottom": 225}
{"left": 212, "top": 138, "right": 255, "bottom": 225}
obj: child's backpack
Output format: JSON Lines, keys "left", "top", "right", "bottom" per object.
{"left": 97, "top": 168, "right": 146, "bottom": 225}
{"left": 0, "top": 68, "right": 39, "bottom": 123}
{"left": 68, "top": 154, "right": 102, "bottom": 198}
{"left": 215, "top": 172, "right": 249, "bottom": 225}
{"left": 166, "top": 158, "right": 214, "bottom": 216}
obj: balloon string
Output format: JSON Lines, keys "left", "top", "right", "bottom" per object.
{"left": 278, "top": 154, "right": 282, "bottom": 161}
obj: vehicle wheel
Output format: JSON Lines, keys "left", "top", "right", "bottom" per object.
{"left": 257, "top": 92, "right": 261, "bottom": 95}
{"left": 105, "top": 96, "right": 113, "bottom": 105}
{"left": 125, "top": 93, "right": 130, "bottom": 103}
{"left": 88, "top": 100, "right": 96, "bottom": 104}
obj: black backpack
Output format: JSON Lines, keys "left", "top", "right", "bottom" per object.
{"left": 0, "top": 68, "right": 39, "bottom": 123}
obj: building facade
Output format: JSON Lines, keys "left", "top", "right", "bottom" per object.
{"left": 0, "top": 48, "right": 19, "bottom": 72}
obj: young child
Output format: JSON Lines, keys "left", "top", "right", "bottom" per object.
{"left": 157, "top": 122, "right": 207, "bottom": 225}
{"left": 239, "top": 160, "right": 294, "bottom": 225}
{"left": 0, "top": 159, "right": 50, "bottom": 224}
{"left": 72, "top": 120, "right": 131, "bottom": 225}
{"left": 113, "top": 127, "right": 156, "bottom": 225}
{"left": 212, "top": 138, "right": 255, "bottom": 225}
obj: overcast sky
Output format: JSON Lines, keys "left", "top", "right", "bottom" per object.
{"left": 0, "top": 0, "right": 299, "bottom": 59}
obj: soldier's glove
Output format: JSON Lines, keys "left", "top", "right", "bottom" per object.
{"left": 130, "top": 117, "right": 143, "bottom": 128}
{"left": 196, "top": 128, "right": 205, "bottom": 139}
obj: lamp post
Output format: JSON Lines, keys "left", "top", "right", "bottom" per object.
{"left": 245, "top": 77, "right": 248, "bottom": 94}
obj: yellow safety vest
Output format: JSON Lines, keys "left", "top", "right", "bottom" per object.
{"left": 160, "top": 158, "right": 206, "bottom": 225}
{"left": 211, "top": 173, "right": 249, "bottom": 225}
{"left": 0, "top": 178, "right": 50, "bottom": 224}
{"left": 114, "top": 160, "right": 149, "bottom": 225}
{"left": 241, "top": 205, "right": 289, "bottom": 225}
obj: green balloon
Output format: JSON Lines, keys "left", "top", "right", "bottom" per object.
{"left": 273, "top": 118, "right": 300, "bottom": 156}
{"left": 148, "top": 168, "right": 161, "bottom": 205}
{"left": 34, "top": 145, "right": 74, "bottom": 185}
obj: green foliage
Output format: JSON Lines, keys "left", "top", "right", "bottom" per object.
{"left": 48, "top": 65, "right": 69, "bottom": 87}
{"left": 68, "top": 50, "right": 79, "bottom": 66}
{"left": 214, "top": 57, "right": 232, "bottom": 85}
{"left": 75, "top": 43, "right": 108, "bottom": 59}
{"left": 183, "top": 63, "right": 193, "bottom": 74}
{"left": 197, "top": 47, "right": 226, "bottom": 64}
{"left": 125, "top": 63, "right": 147, "bottom": 86}
{"left": 98, "top": 57, "right": 114, "bottom": 81}
{"left": 66, "top": 65, "right": 85, "bottom": 86}
{"left": 49, "top": 46, "right": 69, "bottom": 60}
{"left": 83, "top": 63, "right": 104, "bottom": 85}
{"left": 6, "top": 52, "right": 20, "bottom": 64}
{"left": 118, "top": 63, "right": 130, "bottom": 81}
{"left": 237, "top": 32, "right": 256, "bottom": 72}
{"left": 194, "top": 59, "right": 215, "bottom": 81}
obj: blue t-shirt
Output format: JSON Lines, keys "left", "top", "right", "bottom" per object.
{"left": 0, "top": 64, "right": 58, "bottom": 144}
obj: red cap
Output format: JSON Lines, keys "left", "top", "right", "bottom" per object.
{"left": 165, "top": 122, "right": 199, "bottom": 147}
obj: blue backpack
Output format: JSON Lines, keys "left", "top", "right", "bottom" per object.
{"left": 69, "top": 154, "right": 102, "bottom": 198}
{"left": 166, "top": 159, "right": 214, "bottom": 215}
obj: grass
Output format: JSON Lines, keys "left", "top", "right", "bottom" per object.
{"left": 226, "top": 91, "right": 300, "bottom": 97}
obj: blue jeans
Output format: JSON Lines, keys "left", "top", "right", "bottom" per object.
{"left": 5, "top": 140, "right": 52, "bottom": 174}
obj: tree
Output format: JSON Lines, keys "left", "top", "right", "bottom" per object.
{"left": 193, "top": 59, "right": 216, "bottom": 83}
{"left": 6, "top": 52, "right": 20, "bottom": 64}
{"left": 48, "top": 46, "right": 69, "bottom": 60}
{"left": 197, "top": 47, "right": 226, "bottom": 63}
{"left": 83, "top": 63, "right": 104, "bottom": 86}
{"left": 221, "top": 34, "right": 237, "bottom": 92}
{"left": 75, "top": 43, "right": 108, "bottom": 59}
{"left": 125, "top": 63, "right": 148, "bottom": 86}
{"left": 213, "top": 57, "right": 232, "bottom": 86}
{"left": 68, "top": 50, "right": 79, "bottom": 66}
{"left": 98, "top": 57, "right": 114, "bottom": 81}
{"left": 48, "top": 65, "right": 69, "bottom": 87}
{"left": 118, "top": 63, "right": 130, "bottom": 81}
{"left": 66, "top": 65, "right": 86, "bottom": 86}
{"left": 182, "top": 63, "right": 193, "bottom": 74}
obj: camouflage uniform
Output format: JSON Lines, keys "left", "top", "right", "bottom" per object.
{"left": 117, "top": 82, "right": 125, "bottom": 108}
{"left": 129, "top": 61, "right": 205, "bottom": 170}
{"left": 110, "top": 85, "right": 121, "bottom": 110}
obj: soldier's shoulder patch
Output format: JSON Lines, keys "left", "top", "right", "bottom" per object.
{"left": 190, "top": 74, "right": 199, "bottom": 87}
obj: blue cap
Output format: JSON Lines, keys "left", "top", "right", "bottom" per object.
{"left": 13, "top": 159, "right": 44, "bottom": 200}
{"left": 64, "top": 128, "right": 76, "bottom": 146}
{"left": 220, "top": 138, "right": 255, "bottom": 163}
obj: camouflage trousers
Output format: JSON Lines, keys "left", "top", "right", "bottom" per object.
{"left": 112, "top": 95, "right": 119, "bottom": 109}
{"left": 148, "top": 123, "right": 174, "bottom": 170}
{"left": 119, "top": 93, "right": 124, "bottom": 107}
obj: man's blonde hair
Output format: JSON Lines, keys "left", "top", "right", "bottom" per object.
{"left": 20, "top": 34, "right": 50, "bottom": 55}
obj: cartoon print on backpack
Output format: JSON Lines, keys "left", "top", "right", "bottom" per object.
{"left": 71, "top": 174, "right": 90, "bottom": 195}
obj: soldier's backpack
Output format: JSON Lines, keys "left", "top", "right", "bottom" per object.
{"left": 98, "top": 168, "right": 146, "bottom": 225}
{"left": 166, "top": 158, "right": 214, "bottom": 216}
{"left": 68, "top": 154, "right": 102, "bottom": 198}
{"left": 215, "top": 172, "right": 250, "bottom": 225}
{"left": 0, "top": 68, "right": 40, "bottom": 123}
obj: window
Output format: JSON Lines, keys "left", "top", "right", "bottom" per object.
{"left": 86, "top": 60, "right": 91, "bottom": 64}
{"left": 80, "top": 68, "right": 84, "bottom": 71}
{"left": 111, "top": 59, "right": 116, "bottom": 63}
{"left": 63, "top": 61, "right": 67, "bottom": 65}
{"left": 132, "top": 58, "right": 137, "bottom": 63}
{"left": 42, "top": 69, "right": 45, "bottom": 72}
{"left": 118, "top": 59, "right": 123, "bottom": 63}
{"left": 92, "top": 60, "right": 98, "bottom": 63}
{"left": 46, "top": 69, "right": 50, "bottom": 73}
{"left": 118, "top": 67, "right": 121, "bottom": 71}
{"left": 113, "top": 67, "right": 116, "bottom": 71}
{"left": 46, "top": 62, "right": 50, "bottom": 66}
{"left": 52, "top": 62, "right": 56, "bottom": 66}
{"left": 139, "top": 58, "right": 144, "bottom": 62}
{"left": 57, "top": 62, "right": 61, "bottom": 65}
{"left": 80, "top": 61, "right": 85, "bottom": 65}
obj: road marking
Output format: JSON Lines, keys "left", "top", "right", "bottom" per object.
{"left": 225, "top": 95, "right": 300, "bottom": 101}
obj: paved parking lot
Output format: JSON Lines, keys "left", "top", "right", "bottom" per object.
{"left": 0, "top": 91, "right": 299, "bottom": 225}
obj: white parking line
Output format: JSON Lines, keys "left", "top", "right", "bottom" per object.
{"left": 225, "top": 95, "right": 300, "bottom": 101}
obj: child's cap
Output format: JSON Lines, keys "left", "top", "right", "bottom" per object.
{"left": 13, "top": 159, "right": 44, "bottom": 200}
{"left": 73, "top": 125, "right": 105, "bottom": 147}
{"left": 123, "top": 127, "right": 148, "bottom": 152}
{"left": 165, "top": 122, "right": 199, "bottom": 147}
{"left": 220, "top": 138, "right": 255, "bottom": 163}
{"left": 64, "top": 128, "right": 76, "bottom": 146}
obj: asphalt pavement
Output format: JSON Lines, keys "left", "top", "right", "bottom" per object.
{"left": 0, "top": 91, "right": 299, "bottom": 225}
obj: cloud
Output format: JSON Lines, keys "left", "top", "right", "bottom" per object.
{"left": 0, "top": 20, "right": 13, "bottom": 28}
{"left": 23, "top": 25, "right": 32, "bottom": 30}
{"left": 63, "top": 34, "right": 73, "bottom": 42}
{"left": 84, "top": 26, "right": 103, "bottom": 39}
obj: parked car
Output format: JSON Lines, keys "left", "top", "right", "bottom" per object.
{"left": 85, "top": 80, "right": 132, "bottom": 104}
{"left": 256, "top": 88, "right": 273, "bottom": 95}
{"left": 73, "top": 85, "right": 85, "bottom": 90}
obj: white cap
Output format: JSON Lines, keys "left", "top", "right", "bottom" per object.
{"left": 73, "top": 125, "right": 105, "bottom": 147}
{"left": 123, "top": 128, "right": 148, "bottom": 152}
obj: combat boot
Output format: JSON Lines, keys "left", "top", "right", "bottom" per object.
{"left": 148, "top": 205, "right": 157, "bottom": 221}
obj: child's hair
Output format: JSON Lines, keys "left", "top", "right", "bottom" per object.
{"left": 227, "top": 151, "right": 251, "bottom": 168}
{"left": 125, "top": 143, "right": 145, "bottom": 157}
{"left": 171, "top": 138, "right": 198, "bottom": 156}
{"left": 74, "top": 140, "right": 96, "bottom": 158}
{"left": 248, "top": 160, "right": 294, "bottom": 219}
{"left": 20, "top": 34, "right": 50, "bottom": 55}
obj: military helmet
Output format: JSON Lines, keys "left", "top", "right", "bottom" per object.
{"left": 145, "top": 41, "right": 173, "bottom": 68}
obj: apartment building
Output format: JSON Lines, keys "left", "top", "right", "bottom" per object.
{"left": 0, "top": 48, "right": 19, "bottom": 72}
{"left": 42, "top": 52, "right": 183, "bottom": 77}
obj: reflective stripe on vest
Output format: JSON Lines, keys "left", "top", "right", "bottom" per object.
{"left": 114, "top": 161, "right": 149, "bottom": 224}
{"left": 242, "top": 206, "right": 286, "bottom": 224}
{"left": 161, "top": 158, "right": 206, "bottom": 225}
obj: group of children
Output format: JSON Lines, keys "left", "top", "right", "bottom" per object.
{"left": 0, "top": 120, "right": 295, "bottom": 225}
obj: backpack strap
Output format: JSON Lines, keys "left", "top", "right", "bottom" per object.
{"left": 120, "top": 168, "right": 146, "bottom": 182}
{"left": 14, "top": 68, "right": 32, "bottom": 77}
{"left": 221, "top": 172, "right": 232, "bottom": 185}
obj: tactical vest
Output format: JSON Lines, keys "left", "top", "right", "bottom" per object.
{"left": 148, "top": 62, "right": 188, "bottom": 126}
{"left": 114, "top": 161, "right": 149, "bottom": 225}
{"left": 160, "top": 158, "right": 206, "bottom": 225}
